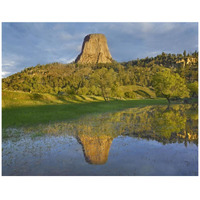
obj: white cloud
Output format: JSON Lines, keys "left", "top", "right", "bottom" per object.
{"left": 60, "top": 32, "right": 86, "bottom": 42}
{"left": 140, "top": 23, "right": 154, "bottom": 33}
{"left": 2, "top": 61, "right": 16, "bottom": 67}
{"left": 148, "top": 51, "right": 160, "bottom": 57}
{"left": 1, "top": 71, "right": 11, "bottom": 78}
{"left": 60, "top": 32, "right": 73, "bottom": 40}
{"left": 105, "top": 22, "right": 185, "bottom": 39}
{"left": 2, "top": 53, "right": 26, "bottom": 76}
{"left": 2, "top": 23, "right": 198, "bottom": 76}
{"left": 57, "top": 56, "right": 76, "bottom": 63}
{"left": 2, "top": 53, "right": 24, "bottom": 67}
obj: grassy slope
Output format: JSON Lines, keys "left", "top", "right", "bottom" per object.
{"left": 2, "top": 90, "right": 106, "bottom": 108}
{"left": 120, "top": 85, "right": 156, "bottom": 98}
{"left": 2, "top": 98, "right": 168, "bottom": 129}
{"left": 2, "top": 84, "right": 156, "bottom": 108}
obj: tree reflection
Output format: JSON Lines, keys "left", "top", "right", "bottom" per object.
{"left": 23, "top": 104, "right": 198, "bottom": 165}
{"left": 72, "top": 104, "right": 197, "bottom": 164}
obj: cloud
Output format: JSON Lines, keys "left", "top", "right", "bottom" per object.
{"left": 57, "top": 56, "right": 76, "bottom": 64}
{"left": 1, "top": 71, "right": 11, "bottom": 78}
{"left": 2, "top": 61, "right": 16, "bottom": 67}
{"left": 60, "top": 32, "right": 73, "bottom": 40}
{"left": 2, "top": 22, "right": 198, "bottom": 76}
{"left": 2, "top": 53, "right": 24, "bottom": 67}
{"left": 147, "top": 51, "right": 160, "bottom": 57}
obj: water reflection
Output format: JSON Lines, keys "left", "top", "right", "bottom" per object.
{"left": 2, "top": 104, "right": 198, "bottom": 175}
{"left": 24, "top": 104, "right": 197, "bottom": 143}
{"left": 19, "top": 104, "right": 198, "bottom": 165}
{"left": 77, "top": 135, "right": 113, "bottom": 164}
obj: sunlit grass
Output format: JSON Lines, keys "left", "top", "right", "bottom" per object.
{"left": 2, "top": 90, "right": 107, "bottom": 108}
{"left": 2, "top": 98, "right": 168, "bottom": 129}
{"left": 2, "top": 86, "right": 156, "bottom": 108}
{"left": 120, "top": 85, "right": 156, "bottom": 98}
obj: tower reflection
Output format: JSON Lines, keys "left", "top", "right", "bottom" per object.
{"left": 77, "top": 135, "right": 113, "bottom": 165}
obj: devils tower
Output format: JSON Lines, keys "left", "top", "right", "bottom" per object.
{"left": 75, "top": 33, "right": 112, "bottom": 64}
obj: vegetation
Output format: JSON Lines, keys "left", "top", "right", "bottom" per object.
{"left": 90, "top": 67, "right": 117, "bottom": 101}
{"left": 152, "top": 69, "right": 189, "bottom": 104}
{"left": 121, "top": 51, "right": 198, "bottom": 83}
{"left": 2, "top": 90, "right": 106, "bottom": 108}
{"left": 187, "top": 81, "right": 198, "bottom": 97}
{"left": 2, "top": 51, "right": 198, "bottom": 102}
{"left": 6, "top": 104, "right": 197, "bottom": 146}
{"left": 2, "top": 86, "right": 156, "bottom": 108}
{"left": 2, "top": 99, "right": 168, "bottom": 129}
{"left": 2, "top": 50, "right": 198, "bottom": 129}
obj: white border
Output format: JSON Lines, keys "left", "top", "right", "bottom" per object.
{"left": 0, "top": 0, "right": 200, "bottom": 200}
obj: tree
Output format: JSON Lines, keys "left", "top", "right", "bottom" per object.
{"left": 187, "top": 81, "right": 198, "bottom": 97}
{"left": 192, "top": 51, "right": 198, "bottom": 58}
{"left": 90, "top": 67, "right": 117, "bottom": 101}
{"left": 70, "top": 66, "right": 92, "bottom": 94}
{"left": 152, "top": 69, "right": 189, "bottom": 104}
{"left": 183, "top": 50, "right": 187, "bottom": 58}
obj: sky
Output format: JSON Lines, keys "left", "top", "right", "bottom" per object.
{"left": 2, "top": 22, "right": 198, "bottom": 77}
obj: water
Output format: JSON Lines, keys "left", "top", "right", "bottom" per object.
{"left": 2, "top": 104, "right": 198, "bottom": 176}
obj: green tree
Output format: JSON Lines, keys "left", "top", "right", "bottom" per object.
{"left": 70, "top": 66, "right": 92, "bottom": 94}
{"left": 152, "top": 69, "right": 189, "bottom": 104}
{"left": 183, "top": 50, "right": 187, "bottom": 58}
{"left": 187, "top": 81, "right": 198, "bottom": 97}
{"left": 90, "top": 67, "right": 117, "bottom": 101}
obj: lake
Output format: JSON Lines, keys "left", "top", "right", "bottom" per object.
{"left": 2, "top": 104, "right": 198, "bottom": 176}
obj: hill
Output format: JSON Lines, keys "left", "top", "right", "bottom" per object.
{"left": 2, "top": 51, "right": 198, "bottom": 104}
{"left": 121, "top": 51, "right": 198, "bottom": 83}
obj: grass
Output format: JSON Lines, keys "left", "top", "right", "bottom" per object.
{"left": 120, "top": 85, "right": 156, "bottom": 98}
{"left": 2, "top": 98, "right": 168, "bottom": 129}
{"left": 2, "top": 85, "right": 156, "bottom": 108}
{"left": 2, "top": 90, "right": 106, "bottom": 108}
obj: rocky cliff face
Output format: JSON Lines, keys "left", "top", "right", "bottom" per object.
{"left": 75, "top": 34, "right": 112, "bottom": 64}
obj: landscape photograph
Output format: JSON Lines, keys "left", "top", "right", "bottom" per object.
{"left": 2, "top": 22, "right": 198, "bottom": 176}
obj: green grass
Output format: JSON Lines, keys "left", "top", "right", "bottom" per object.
{"left": 120, "top": 85, "right": 156, "bottom": 98}
{"left": 2, "top": 98, "right": 168, "bottom": 129}
{"left": 2, "top": 90, "right": 106, "bottom": 108}
{"left": 2, "top": 85, "right": 156, "bottom": 108}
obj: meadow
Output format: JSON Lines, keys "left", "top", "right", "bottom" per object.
{"left": 2, "top": 90, "right": 168, "bottom": 129}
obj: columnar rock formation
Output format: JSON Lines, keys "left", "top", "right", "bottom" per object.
{"left": 77, "top": 135, "right": 113, "bottom": 165}
{"left": 75, "top": 33, "right": 112, "bottom": 64}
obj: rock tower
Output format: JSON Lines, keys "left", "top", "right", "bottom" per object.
{"left": 75, "top": 33, "right": 112, "bottom": 64}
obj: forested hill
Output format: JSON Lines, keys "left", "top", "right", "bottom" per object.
{"left": 121, "top": 51, "right": 198, "bottom": 73}
{"left": 2, "top": 51, "right": 198, "bottom": 100}
{"left": 121, "top": 51, "right": 198, "bottom": 83}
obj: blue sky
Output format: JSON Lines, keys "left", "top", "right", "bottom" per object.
{"left": 2, "top": 22, "right": 198, "bottom": 77}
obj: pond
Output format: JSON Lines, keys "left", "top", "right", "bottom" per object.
{"left": 2, "top": 104, "right": 198, "bottom": 176}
